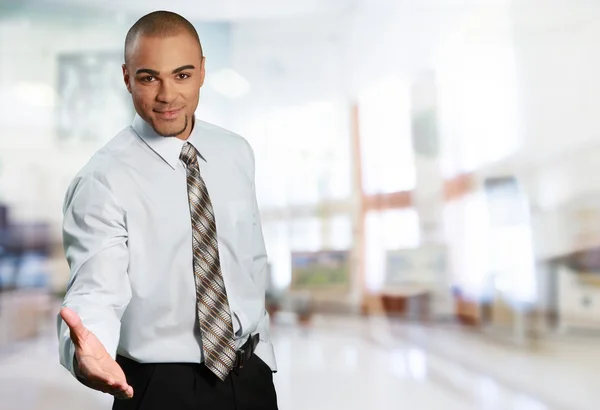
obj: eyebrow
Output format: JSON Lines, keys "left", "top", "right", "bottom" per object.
{"left": 135, "top": 65, "right": 196, "bottom": 76}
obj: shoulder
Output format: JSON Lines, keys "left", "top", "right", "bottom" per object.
{"left": 195, "top": 120, "right": 255, "bottom": 164}
{"left": 65, "top": 126, "right": 138, "bottom": 199}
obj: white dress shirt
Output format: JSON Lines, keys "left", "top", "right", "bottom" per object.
{"left": 57, "top": 114, "right": 276, "bottom": 378}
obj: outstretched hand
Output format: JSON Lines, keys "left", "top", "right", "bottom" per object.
{"left": 60, "top": 307, "right": 133, "bottom": 400}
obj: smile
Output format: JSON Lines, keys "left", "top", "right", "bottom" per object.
{"left": 154, "top": 108, "right": 183, "bottom": 119}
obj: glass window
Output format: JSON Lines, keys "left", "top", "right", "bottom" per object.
{"left": 358, "top": 76, "right": 415, "bottom": 194}
{"left": 436, "top": 7, "right": 519, "bottom": 177}
{"left": 328, "top": 213, "right": 353, "bottom": 250}
{"left": 365, "top": 208, "right": 420, "bottom": 291}
{"left": 262, "top": 220, "right": 292, "bottom": 290}
{"left": 250, "top": 101, "right": 351, "bottom": 208}
{"left": 442, "top": 193, "right": 491, "bottom": 301}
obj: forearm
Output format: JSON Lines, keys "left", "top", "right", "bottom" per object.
{"left": 58, "top": 174, "right": 131, "bottom": 378}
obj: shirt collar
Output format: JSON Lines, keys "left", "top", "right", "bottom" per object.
{"left": 132, "top": 114, "right": 207, "bottom": 170}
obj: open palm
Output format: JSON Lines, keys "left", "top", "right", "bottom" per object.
{"left": 60, "top": 307, "right": 134, "bottom": 400}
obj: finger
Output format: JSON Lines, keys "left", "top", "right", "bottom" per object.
{"left": 60, "top": 307, "right": 88, "bottom": 346}
{"left": 106, "top": 380, "right": 133, "bottom": 400}
{"left": 107, "top": 379, "right": 127, "bottom": 392}
{"left": 112, "top": 385, "right": 134, "bottom": 400}
{"left": 88, "top": 380, "right": 114, "bottom": 394}
{"left": 84, "top": 367, "right": 120, "bottom": 387}
{"left": 100, "top": 371, "right": 133, "bottom": 397}
{"left": 88, "top": 378, "right": 132, "bottom": 399}
{"left": 81, "top": 362, "right": 133, "bottom": 398}
{"left": 124, "top": 385, "right": 134, "bottom": 398}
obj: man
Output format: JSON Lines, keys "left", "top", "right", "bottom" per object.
{"left": 57, "top": 10, "right": 278, "bottom": 410}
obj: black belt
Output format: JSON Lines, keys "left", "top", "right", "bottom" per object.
{"left": 232, "top": 333, "right": 259, "bottom": 369}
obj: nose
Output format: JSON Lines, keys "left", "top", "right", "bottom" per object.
{"left": 156, "top": 79, "right": 176, "bottom": 104}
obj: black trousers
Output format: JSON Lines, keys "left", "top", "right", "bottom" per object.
{"left": 113, "top": 354, "right": 278, "bottom": 410}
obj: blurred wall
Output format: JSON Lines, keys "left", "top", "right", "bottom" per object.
{"left": 0, "top": 11, "right": 126, "bottom": 227}
{"left": 1, "top": 0, "right": 600, "bottom": 316}
{"left": 0, "top": 8, "right": 231, "bottom": 231}
{"left": 512, "top": 1, "right": 600, "bottom": 259}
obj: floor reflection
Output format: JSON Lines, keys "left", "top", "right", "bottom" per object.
{"left": 0, "top": 314, "right": 596, "bottom": 410}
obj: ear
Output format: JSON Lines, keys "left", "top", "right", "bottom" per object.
{"left": 198, "top": 56, "right": 206, "bottom": 88}
{"left": 122, "top": 64, "right": 132, "bottom": 94}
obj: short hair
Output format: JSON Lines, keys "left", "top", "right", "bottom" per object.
{"left": 124, "top": 10, "right": 203, "bottom": 65}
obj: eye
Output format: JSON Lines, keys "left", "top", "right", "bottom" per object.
{"left": 177, "top": 73, "right": 190, "bottom": 80}
{"left": 141, "top": 76, "right": 155, "bottom": 82}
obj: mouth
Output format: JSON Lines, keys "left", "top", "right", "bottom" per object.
{"left": 154, "top": 107, "right": 184, "bottom": 120}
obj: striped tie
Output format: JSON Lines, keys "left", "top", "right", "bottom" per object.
{"left": 180, "top": 142, "right": 236, "bottom": 381}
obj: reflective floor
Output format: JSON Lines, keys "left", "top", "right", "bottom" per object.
{"left": 0, "top": 313, "right": 597, "bottom": 410}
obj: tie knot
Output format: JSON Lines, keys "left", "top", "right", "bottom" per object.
{"left": 180, "top": 142, "right": 198, "bottom": 166}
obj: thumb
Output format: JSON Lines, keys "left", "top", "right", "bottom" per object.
{"left": 60, "top": 307, "right": 88, "bottom": 347}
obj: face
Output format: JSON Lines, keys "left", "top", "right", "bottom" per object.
{"left": 122, "top": 33, "right": 205, "bottom": 139}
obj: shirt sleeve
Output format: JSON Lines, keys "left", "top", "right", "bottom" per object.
{"left": 247, "top": 145, "right": 276, "bottom": 360}
{"left": 246, "top": 143, "right": 268, "bottom": 293}
{"left": 56, "top": 174, "right": 132, "bottom": 378}
{"left": 250, "top": 181, "right": 269, "bottom": 298}
{"left": 234, "top": 139, "right": 272, "bottom": 347}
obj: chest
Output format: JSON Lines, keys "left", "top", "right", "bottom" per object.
{"left": 119, "top": 161, "right": 254, "bottom": 252}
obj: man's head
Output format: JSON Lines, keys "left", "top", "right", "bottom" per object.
{"left": 123, "top": 11, "right": 205, "bottom": 139}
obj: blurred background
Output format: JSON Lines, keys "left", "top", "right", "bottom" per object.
{"left": 1, "top": 0, "right": 599, "bottom": 409}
